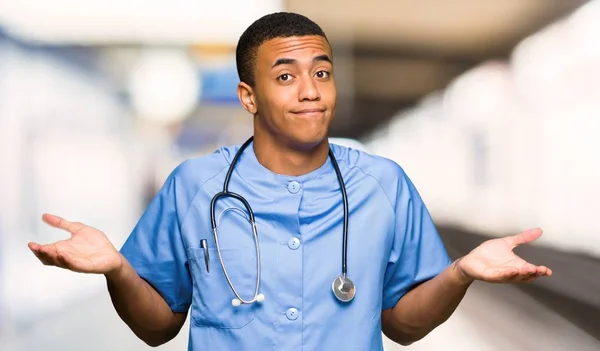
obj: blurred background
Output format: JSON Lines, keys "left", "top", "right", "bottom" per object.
{"left": 1, "top": 0, "right": 599, "bottom": 350}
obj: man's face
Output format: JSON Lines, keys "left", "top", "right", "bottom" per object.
{"left": 245, "top": 35, "right": 336, "bottom": 149}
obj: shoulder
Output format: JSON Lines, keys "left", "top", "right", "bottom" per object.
{"left": 330, "top": 142, "right": 407, "bottom": 188}
{"left": 330, "top": 142, "right": 413, "bottom": 211}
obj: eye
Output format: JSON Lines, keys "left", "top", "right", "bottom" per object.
{"left": 315, "top": 70, "right": 330, "bottom": 79}
{"left": 278, "top": 73, "right": 292, "bottom": 82}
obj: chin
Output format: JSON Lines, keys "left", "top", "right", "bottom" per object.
{"left": 290, "top": 135, "right": 328, "bottom": 151}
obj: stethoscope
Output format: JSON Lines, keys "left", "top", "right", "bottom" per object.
{"left": 210, "top": 136, "right": 355, "bottom": 307}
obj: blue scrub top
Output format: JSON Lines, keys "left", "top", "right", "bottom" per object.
{"left": 120, "top": 141, "right": 451, "bottom": 351}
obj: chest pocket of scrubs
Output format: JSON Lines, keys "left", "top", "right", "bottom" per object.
{"left": 188, "top": 247, "right": 256, "bottom": 329}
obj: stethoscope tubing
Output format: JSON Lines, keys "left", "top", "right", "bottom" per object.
{"left": 210, "top": 136, "right": 350, "bottom": 304}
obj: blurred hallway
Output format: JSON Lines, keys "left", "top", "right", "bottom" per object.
{"left": 397, "top": 282, "right": 600, "bottom": 351}
{"left": 2, "top": 1, "right": 600, "bottom": 350}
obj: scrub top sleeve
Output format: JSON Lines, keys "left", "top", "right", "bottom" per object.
{"left": 382, "top": 172, "right": 452, "bottom": 310}
{"left": 120, "top": 172, "right": 192, "bottom": 313}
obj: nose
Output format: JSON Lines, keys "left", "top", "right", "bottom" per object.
{"left": 298, "top": 75, "right": 320, "bottom": 101}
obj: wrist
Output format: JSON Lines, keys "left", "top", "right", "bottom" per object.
{"left": 451, "top": 257, "right": 474, "bottom": 286}
{"left": 105, "top": 253, "right": 126, "bottom": 282}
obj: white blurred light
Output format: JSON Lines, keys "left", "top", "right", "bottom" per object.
{"left": 511, "top": 19, "right": 569, "bottom": 106}
{"left": 567, "top": 0, "right": 600, "bottom": 64}
{"left": 444, "top": 61, "right": 513, "bottom": 125}
{"left": 128, "top": 50, "right": 200, "bottom": 123}
{"left": 511, "top": 0, "right": 600, "bottom": 108}
{"left": 365, "top": 0, "right": 600, "bottom": 256}
{"left": 0, "top": 0, "right": 283, "bottom": 45}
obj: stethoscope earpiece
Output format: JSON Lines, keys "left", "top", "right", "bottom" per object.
{"left": 232, "top": 293, "right": 265, "bottom": 307}
{"left": 256, "top": 293, "right": 265, "bottom": 302}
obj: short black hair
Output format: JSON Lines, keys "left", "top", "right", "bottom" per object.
{"left": 236, "top": 12, "right": 328, "bottom": 86}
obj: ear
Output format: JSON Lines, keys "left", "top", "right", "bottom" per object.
{"left": 237, "top": 82, "right": 257, "bottom": 115}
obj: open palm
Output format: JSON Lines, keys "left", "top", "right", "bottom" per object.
{"left": 457, "top": 228, "right": 552, "bottom": 284}
{"left": 28, "top": 213, "right": 122, "bottom": 274}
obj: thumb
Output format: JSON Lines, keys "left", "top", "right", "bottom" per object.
{"left": 504, "top": 228, "right": 543, "bottom": 248}
{"left": 42, "top": 213, "right": 86, "bottom": 235}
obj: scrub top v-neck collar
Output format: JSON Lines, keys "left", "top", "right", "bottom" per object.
{"left": 230, "top": 141, "right": 338, "bottom": 189}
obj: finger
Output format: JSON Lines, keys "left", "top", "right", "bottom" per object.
{"left": 536, "top": 266, "right": 553, "bottom": 277}
{"left": 489, "top": 267, "right": 519, "bottom": 282}
{"left": 28, "top": 242, "right": 56, "bottom": 254}
{"left": 504, "top": 228, "right": 543, "bottom": 248}
{"left": 519, "top": 262, "right": 539, "bottom": 275}
{"left": 512, "top": 265, "right": 550, "bottom": 282}
{"left": 29, "top": 242, "right": 65, "bottom": 265}
{"left": 520, "top": 268, "right": 539, "bottom": 280}
{"left": 30, "top": 240, "right": 86, "bottom": 270}
{"left": 28, "top": 242, "right": 48, "bottom": 262}
{"left": 496, "top": 271, "right": 536, "bottom": 284}
{"left": 57, "top": 252, "right": 83, "bottom": 272}
{"left": 38, "top": 244, "right": 61, "bottom": 264}
{"left": 42, "top": 213, "right": 86, "bottom": 234}
{"left": 487, "top": 264, "right": 541, "bottom": 283}
{"left": 32, "top": 247, "right": 60, "bottom": 266}
{"left": 518, "top": 264, "right": 552, "bottom": 277}
{"left": 28, "top": 242, "right": 42, "bottom": 252}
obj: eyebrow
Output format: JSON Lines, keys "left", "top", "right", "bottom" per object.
{"left": 271, "top": 54, "right": 332, "bottom": 68}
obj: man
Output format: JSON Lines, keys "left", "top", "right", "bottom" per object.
{"left": 28, "top": 12, "right": 552, "bottom": 350}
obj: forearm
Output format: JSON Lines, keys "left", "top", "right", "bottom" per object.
{"left": 382, "top": 259, "right": 472, "bottom": 345}
{"left": 105, "top": 254, "right": 185, "bottom": 346}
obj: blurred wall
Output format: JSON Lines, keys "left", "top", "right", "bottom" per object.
{"left": 365, "top": 1, "right": 600, "bottom": 257}
{"left": 0, "top": 34, "right": 145, "bottom": 324}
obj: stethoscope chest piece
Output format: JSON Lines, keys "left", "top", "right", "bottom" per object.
{"left": 332, "top": 275, "right": 355, "bottom": 302}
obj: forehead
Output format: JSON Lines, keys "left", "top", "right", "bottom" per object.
{"left": 256, "top": 35, "right": 332, "bottom": 64}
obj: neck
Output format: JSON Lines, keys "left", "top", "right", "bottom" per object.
{"left": 252, "top": 131, "right": 330, "bottom": 177}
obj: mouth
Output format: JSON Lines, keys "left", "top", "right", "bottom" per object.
{"left": 291, "top": 108, "right": 326, "bottom": 117}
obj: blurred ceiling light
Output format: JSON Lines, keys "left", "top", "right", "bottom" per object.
{"left": 444, "top": 61, "right": 513, "bottom": 124}
{"left": 568, "top": 0, "right": 600, "bottom": 58}
{"left": 0, "top": 0, "right": 283, "bottom": 45}
{"left": 511, "top": 0, "right": 599, "bottom": 108}
{"left": 128, "top": 49, "right": 200, "bottom": 123}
